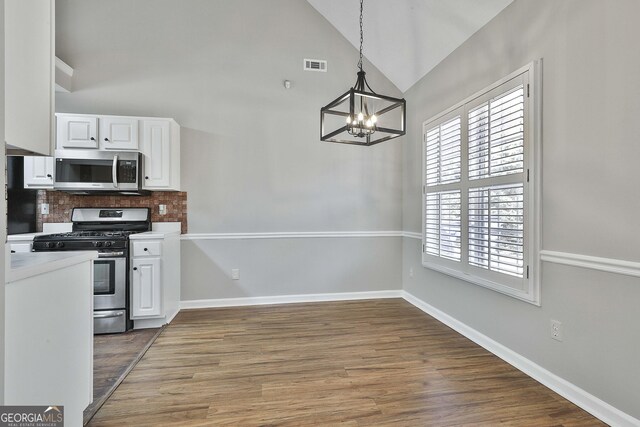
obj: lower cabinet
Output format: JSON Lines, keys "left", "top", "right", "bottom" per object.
{"left": 129, "top": 229, "right": 181, "bottom": 329}
{"left": 131, "top": 257, "right": 162, "bottom": 318}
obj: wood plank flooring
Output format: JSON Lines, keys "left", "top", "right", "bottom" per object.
{"left": 84, "top": 327, "right": 163, "bottom": 425}
{"left": 88, "top": 299, "right": 604, "bottom": 426}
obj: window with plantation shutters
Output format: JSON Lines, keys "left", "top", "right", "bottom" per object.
{"left": 422, "top": 62, "right": 540, "bottom": 304}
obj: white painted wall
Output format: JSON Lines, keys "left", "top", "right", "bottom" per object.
{"left": 402, "top": 0, "right": 640, "bottom": 419}
{"left": 55, "top": 0, "right": 403, "bottom": 299}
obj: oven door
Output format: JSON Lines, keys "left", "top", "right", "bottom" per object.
{"left": 93, "top": 253, "right": 126, "bottom": 310}
{"left": 53, "top": 150, "right": 140, "bottom": 192}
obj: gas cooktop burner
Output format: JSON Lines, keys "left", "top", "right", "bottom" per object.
{"left": 32, "top": 208, "right": 151, "bottom": 253}
{"left": 36, "top": 230, "right": 134, "bottom": 240}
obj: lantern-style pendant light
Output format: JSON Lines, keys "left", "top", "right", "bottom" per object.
{"left": 320, "top": 0, "right": 406, "bottom": 146}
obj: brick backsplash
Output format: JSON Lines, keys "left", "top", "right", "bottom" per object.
{"left": 37, "top": 191, "right": 188, "bottom": 234}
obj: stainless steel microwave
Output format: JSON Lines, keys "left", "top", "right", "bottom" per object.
{"left": 54, "top": 150, "right": 146, "bottom": 195}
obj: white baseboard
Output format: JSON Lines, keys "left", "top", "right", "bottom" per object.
{"left": 402, "top": 291, "right": 639, "bottom": 427}
{"left": 180, "top": 290, "right": 403, "bottom": 310}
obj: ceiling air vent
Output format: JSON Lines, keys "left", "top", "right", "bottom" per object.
{"left": 304, "top": 59, "right": 327, "bottom": 72}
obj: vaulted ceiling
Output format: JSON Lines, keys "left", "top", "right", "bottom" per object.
{"left": 307, "top": 0, "right": 513, "bottom": 93}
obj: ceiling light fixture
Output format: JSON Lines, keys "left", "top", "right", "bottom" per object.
{"left": 320, "top": 0, "right": 406, "bottom": 146}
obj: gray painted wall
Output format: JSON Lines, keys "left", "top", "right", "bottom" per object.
{"left": 402, "top": 0, "right": 640, "bottom": 418}
{"left": 55, "top": 0, "right": 404, "bottom": 298}
{"left": 183, "top": 237, "right": 401, "bottom": 301}
{"left": 55, "top": 0, "right": 402, "bottom": 233}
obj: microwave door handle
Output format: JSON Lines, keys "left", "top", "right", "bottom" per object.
{"left": 112, "top": 154, "right": 118, "bottom": 188}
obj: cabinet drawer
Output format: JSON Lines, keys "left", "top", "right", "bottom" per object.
{"left": 10, "top": 243, "right": 33, "bottom": 253}
{"left": 132, "top": 241, "right": 162, "bottom": 257}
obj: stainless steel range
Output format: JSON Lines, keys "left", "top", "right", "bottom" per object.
{"left": 33, "top": 208, "right": 151, "bottom": 334}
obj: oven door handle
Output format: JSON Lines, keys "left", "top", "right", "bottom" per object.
{"left": 93, "top": 311, "right": 125, "bottom": 319}
{"left": 112, "top": 154, "right": 119, "bottom": 188}
{"left": 97, "top": 251, "right": 125, "bottom": 258}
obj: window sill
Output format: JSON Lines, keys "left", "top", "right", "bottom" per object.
{"left": 421, "top": 260, "right": 540, "bottom": 306}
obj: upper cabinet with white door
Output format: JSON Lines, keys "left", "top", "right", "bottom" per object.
{"left": 57, "top": 115, "right": 98, "bottom": 149}
{"left": 100, "top": 116, "right": 139, "bottom": 150}
{"left": 141, "top": 119, "right": 180, "bottom": 191}
{"left": 24, "top": 156, "right": 54, "bottom": 189}
{"left": 5, "top": 0, "right": 55, "bottom": 155}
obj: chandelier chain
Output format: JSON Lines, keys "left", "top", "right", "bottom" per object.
{"left": 358, "top": 0, "right": 364, "bottom": 71}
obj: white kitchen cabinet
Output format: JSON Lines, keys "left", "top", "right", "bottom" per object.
{"left": 24, "top": 156, "right": 54, "bottom": 189}
{"left": 131, "top": 257, "right": 162, "bottom": 318}
{"left": 6, "top": 251, "right": 95, "bottom": 427}
{"left": 130, "top": 225, "right": 181, "bottom": 329}
{"left": 141, "top": 119, "right": 181, "bottom": 191}
{"left": 57, "top": 115, "right": 99, "bottom": 149}
{"left": 55, "top": 113, "right": 181, "bottom": 191}
{"left": 5, "top": 0, "right": 55, "bottom": 155}
{"left": 100, "top": 116, "right": 139, "bottom": 150}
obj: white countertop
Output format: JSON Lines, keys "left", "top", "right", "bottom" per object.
{"left": 129, "top": 230, "right": 179, "bottom": 240}
{"left": 7, "top": 223, "right": 73, "bottom": 241}
{"left": 130, "top": 222, "right": 182, "bottom": 240}
{"left": 7, "top": 232, "right": 48, "bottom": 241}
{"left": 7, "top": 251, "right": 98, "bottom": 284}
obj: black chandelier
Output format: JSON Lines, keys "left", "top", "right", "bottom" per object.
{"left": 320, "top": 0, "right": 406, "bottom": 146}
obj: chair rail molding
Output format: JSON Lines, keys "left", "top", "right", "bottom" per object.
{"left": 181, "top": 231, "right": 405, "bottom": 240}
{"left": 540, "top": 250, "right": 640, "bottom": 278}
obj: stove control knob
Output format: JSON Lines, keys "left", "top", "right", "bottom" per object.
{"left": 105, "top": 241, "right": 112, "bottom": 248}
{"left": 94, "top": 241, "right": 103, "bottom": 248}
{"left": 56, "top": 242, "right": 65, "bottom": 248}
{"left": 45, "top": 242, "right": 54, "bottom": 249}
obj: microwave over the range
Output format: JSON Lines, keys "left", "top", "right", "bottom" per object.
{"left": 53, "top": 150, "right": 148, "bottom": 195}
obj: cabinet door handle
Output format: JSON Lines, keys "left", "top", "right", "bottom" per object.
{"left": 133, "top": 267, "right": 138, "bottom": 271}
{"left": 46, "top": 174, "right": 52, "bottom": 178}
{"left": 145, "top": 176, "right": 149, "bottom": 179}
{"left": 104, "top": 138, "right": 110, "bottom": 142}
{"left": 144, "top": 248, "right": 148, "bottom": 251}
{"left": 90, "top": 137, "right": 96, "bottom": 141}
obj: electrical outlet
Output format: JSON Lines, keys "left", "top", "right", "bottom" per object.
{"left": 40, "top": 203, "right": 49, "bottom": 215}
{"left": 550, "top": 319, "right": 563, "bottom": 341}
{"left": 409, "top": 267, "right": 414, "bottom": 278}
{"left": 231, "top": 269, "right": 240, "bottom": 280}
{"left": 159, "top": 204, "right": 167, "bottom": 215}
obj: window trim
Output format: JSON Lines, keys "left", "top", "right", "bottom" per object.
{"left": 421, "top": 61, "right": 541, "bottom": 305}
